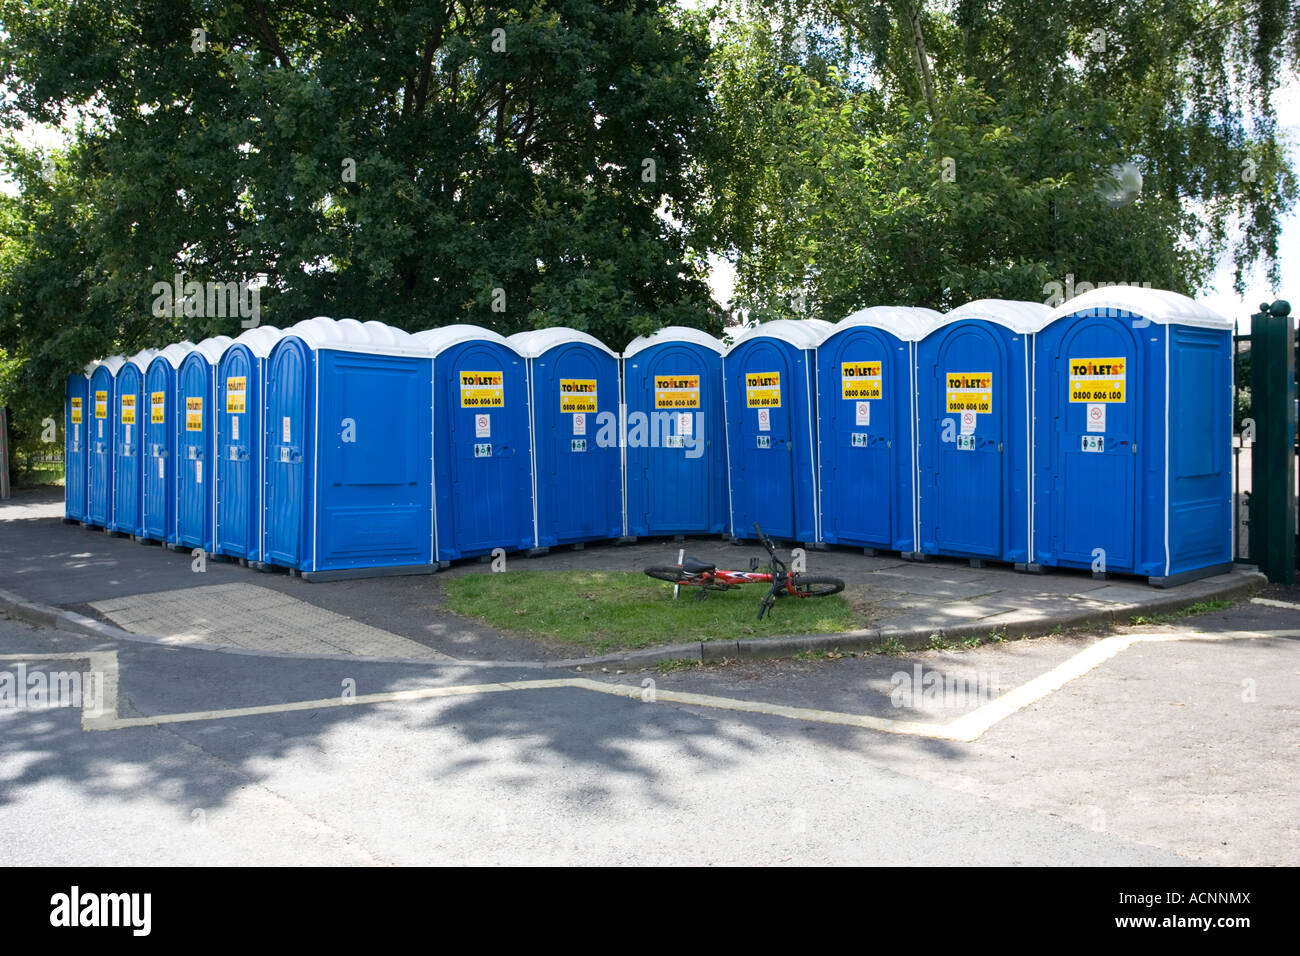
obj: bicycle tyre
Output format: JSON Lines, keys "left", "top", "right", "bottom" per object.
{"left": 644, "top": 566, "right": 693, "bottom": 584}
{"left": 784, "top": 574, "right": 845, "bottom": 597}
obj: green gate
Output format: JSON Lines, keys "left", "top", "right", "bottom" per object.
{"left": 1235, "top": 299, "right": 1297, "bottom": 584}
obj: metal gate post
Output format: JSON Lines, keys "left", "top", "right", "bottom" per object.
{"left": 0, "top": 407, "right": 11, "bottom": 499}
{"left": 1249, "top": 300, "right": 1296, "bottom": 583}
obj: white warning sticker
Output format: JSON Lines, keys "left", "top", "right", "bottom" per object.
{"left": 476, "top": 413, "right": 491, "bottom": 438}
{"left": 856, "top": 401, "right": 869, "bottom": 426}
{"left": 1086, "top": 403, "right": 1105, "bottom": 433}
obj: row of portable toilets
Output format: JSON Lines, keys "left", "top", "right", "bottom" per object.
{"left": 64, "top": 285, "right": 1234, "bottom": 586}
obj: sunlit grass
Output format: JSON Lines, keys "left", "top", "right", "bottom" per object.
{"left": 444, "top": 570, "right": 857, "bottom": 653}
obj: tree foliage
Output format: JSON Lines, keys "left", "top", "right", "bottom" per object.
{"left": 705, "top": 0, "right": 1298, "bottom": 320}
{"left": 0, "top": 0, "right": 721, "bottom": 433}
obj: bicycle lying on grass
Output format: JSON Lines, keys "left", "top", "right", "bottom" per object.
{"left": 644, "top": 523, "right": 845, "bottom": 620}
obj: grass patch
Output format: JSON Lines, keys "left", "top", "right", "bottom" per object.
{"left": 654, "top": 658, "right": 702, "bottom": 674}
{"left": 443, "top": 570, "right": 857, "bottom": 653}
{"left": 1130, "top": 598, "right": 1236, "bottom": 626}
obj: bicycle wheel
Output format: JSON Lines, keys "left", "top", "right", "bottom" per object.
{"left": 784, "top": 573, "right": 845, "bottom": 597}
{"left": 644, "top": 566, "right": 693, "bottom": 584}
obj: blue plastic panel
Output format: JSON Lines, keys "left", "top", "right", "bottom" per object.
{"left": 528, "top": 343, "right": 622, "bottom": 547}
{"left": 175, "top": 353, "right": 215, "bottom": 552}
{"left": 1036, "top": 312, "right": 1140, "bottom": 571}
{"left": 434, "top": 341, "right": 534, "bottom": 561}
{"left": 312, "top": 350, "right": 433, "bottom": 572}
{"left": 623, "top": 342, "right": 726, "bottom": 537}
{"left": 817, "top": 327, "right": 914, "bottom": 551}
{"left": 111, "top": 363, "right": 145, "bottom": 535}
{"left": 86, "top": 365, "right": 115, "bottom": 527}
{"left": 917, "top": 320, "right": 1031, "bottom": 562}
{"left": 723, "top": 338, "right": 819, "bottom": 542}
{"left": 263, "top": 338, "right": 312, "bottom": 569}
{"left": 142, "top": 360, "right": 176, "bottom": 542}
{"left": 216, "top": 345, "right": 262, "bottom": 561}
{"left": 64, "top": 375, "right": 88, "bottom": 522}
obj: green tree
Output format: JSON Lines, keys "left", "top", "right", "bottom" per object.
{"left": 0, "top": 1, "right": 723, "bottom": 411}
{"left": 705, "top": 0, "right": 1298, "bottom": 320}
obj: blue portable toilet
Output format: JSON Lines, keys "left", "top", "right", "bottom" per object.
{"left": 86, "top": 356, "right": 125, "bottom": 529}
{"left": 215, "top": 326, "right": 283, "bottom": 566}
{"left": 1033, "top": 287, "right": 1234, "bottom": 586}
{"left": 508, "top": 328, "right": 623, "bottom": 550}
{"left": 262, "top": 317, "right": 436, "bottom": 579}
{"left": 621, "top": 326, "right": 727, "bottom": 538}
{"left": 816, "top": 307, "right": 943, "bottom": 555}
{"left": 411, "top": 325, "right": 535, "bottom": 563}
{"left": 174, "top": 336, "right": 233, "bottom": 554}
{"left": 110, "top": 349, "right": 158, "bottom": 537}
{"left": 64, "top": 370, "right": 89, "bottom": 524}
{"left": 722, "top": 319, "right": 833, "bottom": 544}
{"left": 916, "top": 300, "right": 1052, "bottom": 565}
{"left": 141, "top": 343, "right": 195, "bottom": 544}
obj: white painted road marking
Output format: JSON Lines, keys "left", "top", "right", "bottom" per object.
{"left": 1, "top": 622, "right": 1285, "bottom": 741}
{"left": 1251, "top": 597, "right": 1300, "bottom": 611}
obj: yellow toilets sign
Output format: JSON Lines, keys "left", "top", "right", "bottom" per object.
{"left": 120, "top": 394, "right": 136, "bottom": 424}
{"left": 746, "top": 372, "right": 781, "bottom": 408}
{"left": 94, "top": 391, "right": 108, "bottom": 419}
{"left": 225, "top": 377, "right": 246, "bottom": 414}
{"left": 185, "top": 396, "right": 203, "bottom": 431}
{"left": 1069, "top": 357, "right": 1127, "bottom": 402}
{"left": 560, "top": 379, "right": 598, "bottom": 413}
{"left": 946, "top": 373, "right": 993, "bottom": 413}
{"left": 654, "top": 375, "right": 700, "bottom": 409}
{"left": 460, "top": 371, "right": 505, "bottom": 408}
{"left": 841, "top": 361, "right": 882, "bottom": 400}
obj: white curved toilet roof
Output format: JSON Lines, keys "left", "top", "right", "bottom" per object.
{"left": 148, "top": 342, "right": 197, "bottom": 369}
{"left": 1046, "top": 286, "right": 1232, "bottom": 330}
{"left": 826, "top": 306, "right": 945, "bottom": 343}
{"left": 226, "top": 325, "right": 285, "bottom": 359}
{"left": 623, "top": 326, "right": 725, "bottom": 359}
{"left": 86, "top": 356, "right": 126, "bottom": 377}
{"left": 124, "top": 348, "right": 160, "bottom": 371}
{"left": 411, "top": 324, "right": 514, "bottom": 358}
{"left": 723, "top": 318, "right": 835, "bottom": 355}
{"left": 507, "top": 327, "right": 620, "bottom": 359}
{"left": 281, "top": 316, "right": 428, "bottom": 357}
{"left": 937, "top": 299, "right": 1055, "bottom": 335}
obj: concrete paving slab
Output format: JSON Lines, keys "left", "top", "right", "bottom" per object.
{"left": 89, "top": 583, "right": 450, "bottom": 660}
{"left": 1084, "top": 584, "right": 1182, "bottom": 604}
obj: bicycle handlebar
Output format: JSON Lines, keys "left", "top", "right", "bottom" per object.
{"left": 753, "top": 523, "right": 785, "bottom": 620}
